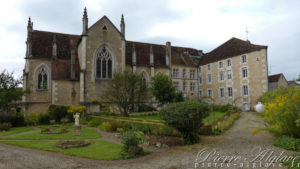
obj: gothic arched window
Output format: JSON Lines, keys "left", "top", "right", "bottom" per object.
{"left": 36, "top": 66, "right": 48, "bottom": 90}
{"left": 140, "top": 71, "right": 148, "bottom": 87}
{"left": 96, "top": 46, "right": 113, "bottom": 79}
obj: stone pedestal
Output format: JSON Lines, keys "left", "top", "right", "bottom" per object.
{"left": 73, "top": 126, "right": 81, "bottom": 136}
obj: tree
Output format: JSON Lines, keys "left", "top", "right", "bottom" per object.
{"left": 151, "top": 73, "right": 176, "bottom": 104}
{"left": 0, "top": 70, "right": 25, "bottom": 114}
{"left": 159, "top": 101, "right": 210, "bottom": 144}
{"left": 104, "top": 70, "right": 150, "bottom": 116}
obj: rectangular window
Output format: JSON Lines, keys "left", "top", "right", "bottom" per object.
{"left": 173, "top": 68, "right": 179, "bottom": 78}
{"left": 227, "top": 59, "right": 231, "bottom": 66}
{"left": 183, "top": 82, "right": 186, "bottom": 92}
{"left": 242, "top": 55, "right": 247, "bottom": 63}
{"left": 243, "top": 85, "right": 248, "bottom": 96}
{"left": 219, "top": 61, "right": 223, "bottom": 68}
{"left": 182, "top": 69, "right": 186, "bottom": 78}
{"left": 190, "top": 82, "right": 195, "bottom": 92}
{"left": 228, "top": 87, "right": 233, "bottom": 97}
{"left": 208, "top": 89, "right": 212, "bottom": 97}
{"left": 242, "top": 67, "right": 248, "bottom": 78}
{"left": 219, "top": 71, "right": 224, "bottom": 81}
{"left": 173, "top": 81, "right": 179, "bottom": 91}
{"left": 199, "top": 76, "right": 202, "bottom": 84}
{"left": 190, "top": 70, "right": 195, "bottom": 79}
{"left": 227, "top": 70, "right": 232, "bottom": 80}
{"left": 199, "top": 90, "right": 202, "bottom": 97}
{"left": 208, "top": 74, "right": 212, "bottom": 83}
{"left": 207, "top": 64, "right": 211, "bottom": 71}
{"left": 220, "top": 88, "right": 224, "bottom": 98}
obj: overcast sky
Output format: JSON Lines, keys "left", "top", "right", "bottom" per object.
{"left": 0, "top": 0, "right": 299, "bottom": 80}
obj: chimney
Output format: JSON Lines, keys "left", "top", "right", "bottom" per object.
{"left": 165, "top": 41, "right": 171, "bottom": 67}
{"left": 52, "top": 34, "right": 57, "bottom": 59}
{"left": 150, "top": 45, "right": 154, "bottom": 66}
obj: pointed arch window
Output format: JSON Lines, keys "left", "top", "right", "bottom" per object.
{"left": 96, "top": 46, "right": 113, "bottom": 79}
{"left": 36, "top": 66, "right": 48, "bottom": 90}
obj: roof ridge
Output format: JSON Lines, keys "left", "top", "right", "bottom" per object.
{"left": 33, "top": 30, "right": 80, "bottom": 37}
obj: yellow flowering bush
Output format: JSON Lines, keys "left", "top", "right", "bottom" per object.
{"left": 67, "top": 105, "right": 86, "bottom": 115}
{"left": 262, "top": 86, "right": 300, "bottom": 137}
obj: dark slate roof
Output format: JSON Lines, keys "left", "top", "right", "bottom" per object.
{"left": 31, "top": 30, "right": 80, "bottom": 59}
{"left": 268, "top": 73, "right": 285, "bottom": 83}
{"left": 30, "top": 30, "right": 80, "bottom": 80}
{"left": 125, "top": 41, "right": 201, "bottom": 67}
{"left": 200, "top": 38, "right": 267, "bottom": 65}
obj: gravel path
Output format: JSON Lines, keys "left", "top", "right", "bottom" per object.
{"left": 0, "top": 112, "right": 297, "bottom": 169}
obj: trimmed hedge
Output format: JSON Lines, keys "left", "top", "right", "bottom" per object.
{"left": 0, "top": 114, "right": 25, "bottom": 127}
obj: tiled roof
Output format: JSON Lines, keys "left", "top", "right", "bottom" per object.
{"left": 126, "top": 41, "right": 201, "bottom": 67}
{"left": 30, "top": 30, "right": 80, "bottom": 80}
{"left": 200, "top": 38, "right": 267, "bottom": 65}
{"left": 31, "top": 30, "right": 79, "bottom": 59}
{"left": 268, "top": 73, "right": 284, "bottom": 83}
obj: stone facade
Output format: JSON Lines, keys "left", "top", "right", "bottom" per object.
{"left": 22, "top": 8, "right": 269, "bottom": 114}
{"left": 268, "top": 73, "right": 288, "bottom": 90}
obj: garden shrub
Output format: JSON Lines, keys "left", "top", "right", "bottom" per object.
{"left": 159, "top": 101, "right": 210, "bottom": 144}
{"left": 0, "top": 122, "right": 12, "bottom": 131}
{"left": 120, "top": 130, "right": 145, "bottom": 158}
{"left": 262, "top": 86, "right": 300, "bottom": 137}
{"left": 48, "top": 105, "right": 69, "bottom": 123}
{"left": 137, "top": 104, "right": 156, "bottom": 112}
{"left": 25, "top": 112, "right": 39, "bottom": 126}
{"left": 38, "top": 114, "right": 50, "bottom": 125}
{"left": 273, "top": 135, "right": 300, "bottom": 151}
{"left": 0, "top": 114, "right": 25, "bottom": 127}
{"left": 98, "top": 122, "right": 113, "bottom": 132}
{"left": 87, "top": 118, "right": 102, "bottom": 127}
{"left": 67, "top": 105, "right": 86, "bottom": 122}
{"left": 212, "top": 113, "right": 240, "bottom": 135}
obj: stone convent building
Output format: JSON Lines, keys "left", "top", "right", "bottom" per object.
{"left": 22, "top": 8, "right": 268, "bottom": 114}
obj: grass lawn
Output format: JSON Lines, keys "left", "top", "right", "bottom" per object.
{"left": 0, "top": 126, "right": 100, "bottom": 140}
{"left": 203, "top": 111, "right": 226, "bottom": 125}
{"left": 0, "top": 127, "right": 34, "bottom": 137}
{"left": 0, "top": 140, "right": 123, "bottom": 160}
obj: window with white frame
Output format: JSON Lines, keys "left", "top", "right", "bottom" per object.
{"left": 199, "top": 76, "right": 202, "bottom": 84}
{"left": 183, "top": 82, "right": 186, "bottom": 92}
{"left": 242, "top": 67, "right": 248, "bottom": 78}
{"left": 173, "top": 68, "right": 179, "bottom": 78}
{"left": 96, "top": 46, "right": 113, "bottom": 79}
{"left": 241, "top": 55, "right": 247, "bottom": 63}
{"left": 173, "top": 81, "right": 179, "bottom": 91}
{"left": 227, "top": 70, "right": 232, "bottom": 80}
{"left": 208, "top": 89, "right": 212, "bottom": 97}
{"left": 243, "top": 85, "right": 248, "bottom": 96}
{"left": 207, "top": 64, "right": 211, "bottom": 71}
{"left": 220, "top": 88, "right": 224, "bottom": 98}
{"left": 190, "top": 82, "right": 195, "bottom": 92}
{"left": 208, "top": 74, "right": 212, "bottom": 83}
{"left": 219, "top": 71, "right": 224, "bottom": 81}
{"left": 219, "top": 61, "right": 223, "bottom": 68}
{"left": 228, "top": 87, "right": 233, "bottom": 97}
{"left": 190, "top": 70, "right": 195, "bottom": 79}
{"left": 182, "top": 69, "right": 186, "bottom": 78}
{"left": 227, "top": 59, "right": 231, "bottom": 66}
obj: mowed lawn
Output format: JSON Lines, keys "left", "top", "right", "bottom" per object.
{"left": 0, "top": 126, "right": 100, "bottom": 140}
{"left": 0, "top": 127, "right": 34, "bottom": 137}
{"left": 0, "top": 140, "right": 123, "bottom": 160}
